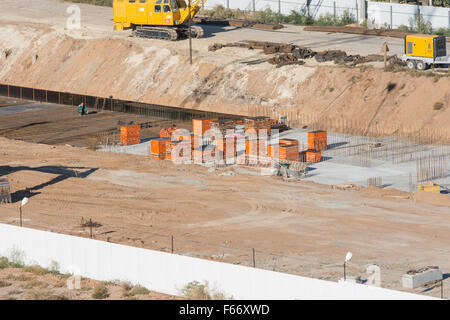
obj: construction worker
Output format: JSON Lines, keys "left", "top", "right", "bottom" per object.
{"left": 77, "top": 102, "right": 88, "bottom": 116}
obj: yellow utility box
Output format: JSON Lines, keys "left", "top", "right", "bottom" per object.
{"left": 417, "top": 184, "right": 441, "bottom": 194}
{"left": 405, "top": 34, "right": 447, "bottom": 59}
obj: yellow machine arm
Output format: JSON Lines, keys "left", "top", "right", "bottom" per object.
{"left": 179, "top": 0, "right": 207, "bottom": 24}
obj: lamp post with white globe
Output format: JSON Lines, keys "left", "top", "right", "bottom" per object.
{"left": 344, "top": 252, "right": 352, "bottom": 281}
{"left": 19, "top": 197, "right": 29, "bottom": 227}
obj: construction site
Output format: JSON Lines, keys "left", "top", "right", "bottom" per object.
{"left": 0, "top": 0, "right": 449, "bottom": 300}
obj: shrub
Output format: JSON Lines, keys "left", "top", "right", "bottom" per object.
{"left": 92, "top": 283, "right": 109, "bottom": 299}
{"left": 256, "top": 8, "right": 286, "bottom": 24}
{"left": 434, "top": 28, "right": 450, "bottom": 37}
{"left": 397, "top": 25, "right": 410, "bottom": 32}
{"left": 180, "top": 281, "right": 228, "bottom": 300}
{"left": 338, "top": 10, "right": 356, "bottom": 25}
{"left": 127, "top": 285, "right": 150, "bottom": 296}
{"left": 409, "top": 13, "right": 432, "bottom": 34}
{"left": 433, "top": 102, "right": 444, "bottom": 110}
{"left": 8, "top": 249, "right": 25, "bottom": 268}
{"left": 0, "top": 280, "right": 11, "bottom": 288}
{"left": 285, "top": 10, "right": 313, "bottom": 25}
{"left": 0, "top": 257, "right": 11, "bottom": 269}
{"left": 22, "top": 265, "right": 48, "bottom": 275}
{"left": 313, "top": 14, "right": 337, "bottom": 26}
{"left": 47, "top": 261, "right": 61, "bottom": 275}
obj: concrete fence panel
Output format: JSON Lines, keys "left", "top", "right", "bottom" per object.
{"left": 204, "top": 0, "right": 450, "bottom": 29}
{"left": 0, "top": 223, "right": 435, "bottom": 299}
{"left": 367, "top": 2, "right": 450, "bottom": 29}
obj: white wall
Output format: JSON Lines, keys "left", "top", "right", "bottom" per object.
{"left": 0, "top": 223, "right": 435, "bottom": 300}
{"left": 367, "top": 2, "right": 450, "bottom": 29}
{"left": 204, "top": 0, "right": 359, "bottom": 17}
{"left": 204, "top": 0, "right": 450, "bottom": 29}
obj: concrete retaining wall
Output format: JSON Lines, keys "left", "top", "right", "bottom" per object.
{"left": 0, "top": 223, "right": 435, "bottom": 299}
{"left": 403, "top": 268, "right": 443, "bottom": 289}
{"left": 204, "top": 0, "right": 450, "bottom": 29}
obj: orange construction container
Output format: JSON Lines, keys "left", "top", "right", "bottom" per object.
{"left": 279, "top": 144, "right": 300, "bottom": 161}
{"left": 150, "top": 138, "right": 170, "bottom": 159}
{"left": 307, "top": 131, "right": 327, "bottom": 151}
{"left": 166, "top": 140, "right": 191, "bottom": 160}
{"left": 279, "top": 139, "right": 299, "bottom": 146}
{"left": 216, "top": 138, "right": 237, "bottom": 160}
{"left": 192, "top": 119, "right": 218, "bottom": 136}
{"left": 267, "top": 144, "right": 281, "bottom": 158}
{"left": 172, "top": 132, "right": 191, "bottom": 142}
{"left": 165, "top": 140, "right": 179, "bottom": 160}
{"left": 193, "top": 147, "right": 215, "bottom": 163}
{"left": 246, "top": 139, "right": 260, "bottom": 157}
{"left": 121, "top": 125, "right": 141, "bottom": 146}
{"left": 160, "top": 127, "right": 178, "bottom": 139}
{"left": 305, "top": 150, "right": 322, "bottom": 163}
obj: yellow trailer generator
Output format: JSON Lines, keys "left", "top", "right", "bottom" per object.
{"left": 113, "top": 0, "right": 207, "bottom": 41}
{"left": 401, "top": 34, "right": 449, "bottom": 70}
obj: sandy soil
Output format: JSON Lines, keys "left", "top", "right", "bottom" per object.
{"left": 0, "top": 266, "right": 177, "bottom": 300}
{"left": 0, "top": 1, "right": 448, "bottom": 141}
{"left": 0, "top": 137, "right": 449, "bottom": 299}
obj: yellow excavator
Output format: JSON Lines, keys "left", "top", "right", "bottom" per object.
{"left": 113, "top": 0, "right": 207, "bottom": 41}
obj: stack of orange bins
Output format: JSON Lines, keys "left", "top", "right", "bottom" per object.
{"left": 279, "top": 139, "right": 299, "bottom": 147}
{"left": 279, "top": 144, "right": 300, "bottom": 161}
{"left": 193, "top": 146, "right": 215, "bottom": 163}
{"left": 267, "top": 144, "right": 276, "bottom": 158}
{"left": 150, "top": 138, "right": 170, "bottom": 160}
{"left": 165, "top": 140, "right": 180, "bottom": 161}
{"left": 217, "top": 137, "right": 237, "bottom": 160}
{"left": 193, "top": 118, "right": 218, "bottom": 149}
{"left": 246, "top": 139, "right": 259, "bottom": 157}
{"left": 307, "top": 130, "right": 327, "bottom": 151}
{"left": 160, "top": 127, "right": 178, "bottom": 139}
{"left": 120, "top": 125, "right": 141, "bottom": 146}
{"left": 305, "top": 150, "right": 322, "bottom": 163}
{"left": 193, "top": 119, "right": 218, "bottom": 136}
{"left": 172, "top": 132, "right": 195, "bottom": 150}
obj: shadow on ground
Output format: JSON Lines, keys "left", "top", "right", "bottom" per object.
{"left": 0, "top": 165, "right": 98, "bottom": 203}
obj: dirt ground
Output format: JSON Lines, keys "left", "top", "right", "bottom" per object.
{"left": 0, "top": 1, "right": 449, "bottom": 141}
{"left": 0, "top": 137, "right": 449, "bottom": 299}
{"left": 0, "top": 266, "right": 177, "bottom": 300}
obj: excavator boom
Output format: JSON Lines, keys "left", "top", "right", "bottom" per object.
{"left": 179, "top": 0, "right": 207, "bottom": 24}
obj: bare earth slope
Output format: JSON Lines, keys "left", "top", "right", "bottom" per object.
{"left": 0, "top": 1, "right": 449, "bottom": 140}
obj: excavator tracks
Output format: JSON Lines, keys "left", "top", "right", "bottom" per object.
{"left": 134, "top": 26, "right": 179, "bottom": 41}
{"left": 134, "top": 25, "right": 204, "bottom": 41}
{"left": 190, "top": 26, "right": 204, "bottom": 39}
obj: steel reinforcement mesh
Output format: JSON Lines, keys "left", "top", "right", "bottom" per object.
{"left": 0, "top": 84, "right": 243, "bottom": 122}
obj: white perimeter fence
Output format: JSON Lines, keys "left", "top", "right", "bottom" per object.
{"left": 204, "top": 0, "right": 450, "bottom": 29}
{"left": 0, "top": 223, "right": 435, "bottom": 300}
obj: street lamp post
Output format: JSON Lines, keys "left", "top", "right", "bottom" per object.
{"left": 344, "top": 252, "right": 352, "bottom": 281}
{"left": 19, "top": 197, "right": 29, "bottom": 227}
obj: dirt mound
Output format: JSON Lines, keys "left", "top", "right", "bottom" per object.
{"left": 0, "top": 22, "right": 449, "bottom": 140}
